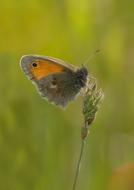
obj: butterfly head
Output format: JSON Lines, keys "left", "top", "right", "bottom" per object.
{"left": 75, "top": 67, "right": 88, "bottom": 88}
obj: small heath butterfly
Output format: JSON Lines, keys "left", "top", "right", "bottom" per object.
{"left": 20, "top": 55, "right": 88, "bottom": 107}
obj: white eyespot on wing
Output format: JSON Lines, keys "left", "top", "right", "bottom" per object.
{"left": 50, "top": 83, "right": 57, "bottom": 89}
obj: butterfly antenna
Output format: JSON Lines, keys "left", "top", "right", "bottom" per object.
{"left": 82, "top": 49, "right": 100, "bottom": 67}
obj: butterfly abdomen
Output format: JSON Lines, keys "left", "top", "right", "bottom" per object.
{"left": 75, "top": 67, "right": 88, "bottom": 88}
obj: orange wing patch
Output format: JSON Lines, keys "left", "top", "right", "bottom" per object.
{"left": 30, "top": 59, "right": 67, "bottom": 80}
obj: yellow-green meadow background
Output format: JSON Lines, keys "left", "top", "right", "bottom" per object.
{"left": 0, "top": 0, "right": 134, "bottom": 190}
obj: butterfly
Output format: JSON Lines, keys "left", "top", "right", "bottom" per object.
{"left": 20, "top": 55, "right": 88, "bottom": 107}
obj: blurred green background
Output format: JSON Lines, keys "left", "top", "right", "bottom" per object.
{"left": 0, "top": 0, "right": 134, "bottom": 190}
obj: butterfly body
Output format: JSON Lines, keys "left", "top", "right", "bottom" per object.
{"left": 20, "top": 55, "right": 88, "bottom": 107}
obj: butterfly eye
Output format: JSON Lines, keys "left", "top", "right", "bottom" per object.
{"left": 32, "top": 62, "right": 38, "bottom": 67}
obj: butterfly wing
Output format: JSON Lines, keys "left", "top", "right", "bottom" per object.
{"left": 20, "top": 55, "right": 87, "bottom": 107}
{"left": 36, "top": 71, "right": 84, "bottom": 107}
{"left": 20, "top": 55, "right": 76, "bottom": 80}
